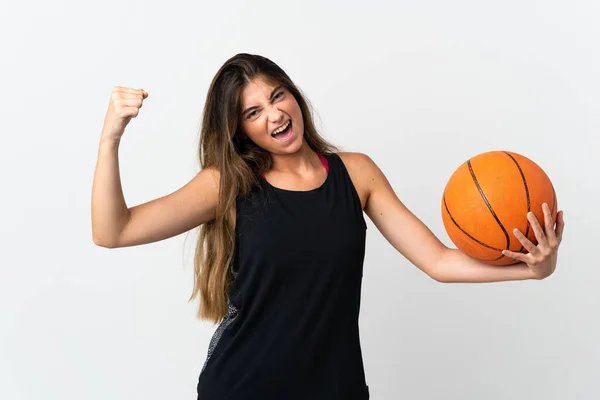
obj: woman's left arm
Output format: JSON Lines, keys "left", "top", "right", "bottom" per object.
{"left": 355, "top": 153, "right": 565, "bottom": 283}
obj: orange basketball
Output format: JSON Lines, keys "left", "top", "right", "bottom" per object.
{"left": 441, "top": 150, "right": 557, "bottom": 266}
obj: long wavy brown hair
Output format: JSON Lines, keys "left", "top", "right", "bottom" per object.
{"left": 188, "top": 53, "right": 339, "bottom": 324}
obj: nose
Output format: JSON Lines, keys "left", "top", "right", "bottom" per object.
{"left": 266, "top": 104, "right": 284, "bottom": 123}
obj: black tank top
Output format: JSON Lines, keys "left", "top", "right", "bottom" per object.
{"left": 196, "top": 152, "right": 369, "bottom": 399}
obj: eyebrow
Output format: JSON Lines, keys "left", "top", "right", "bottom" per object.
{"left": 241, "top": 85, "right": 284, "bottom": 116}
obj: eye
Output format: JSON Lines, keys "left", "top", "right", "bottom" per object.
{"left": 274, "top": 91, "right": 284, "bottom": 100}
{"left": 246, "top": 110, "right": 259, "bottom": 119}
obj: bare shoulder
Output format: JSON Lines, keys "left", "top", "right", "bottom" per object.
{"left": 336, "top": 151, "right": 381, "bottom": 210}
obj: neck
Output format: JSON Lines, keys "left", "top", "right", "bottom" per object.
{"left": 269, "top": 142, "right": 320, "bottom": 174}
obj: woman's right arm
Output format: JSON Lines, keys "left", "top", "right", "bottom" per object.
{"left": 91, "top": 86, "right": 219, "bottom": 248}
{"left": 91, "top": 141, "right": 219, "bottom": 248}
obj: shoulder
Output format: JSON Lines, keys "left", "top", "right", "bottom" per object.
{"left": 335, "top": 151, "right": 382, "bottom": 209}
{"left": 336, "top": 151, "right": 375, "bottom": 168}
{"left": 195, "top": 165, "right": 221, "bottom": 190}
{"left": 336, "top": 151, "right": 381, "bottom": 180}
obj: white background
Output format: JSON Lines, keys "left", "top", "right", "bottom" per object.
{"left": 1, "top": 0, "right": 598, "bottom": 399}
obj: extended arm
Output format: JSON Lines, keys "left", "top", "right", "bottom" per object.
{"left": 356, "top": 153, "right": 564, "bottom": 282}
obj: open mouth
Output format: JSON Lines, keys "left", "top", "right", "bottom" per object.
{"left": 271, "top": 120, "right": 291, "bottom": 137}
{"left": 271, "top": 120, "right": 293, "bottom": 141}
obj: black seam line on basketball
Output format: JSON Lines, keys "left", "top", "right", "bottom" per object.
{"left": 470, "top": 253, "right": 506, "bottom": 262}
{"left": 503, "top": 151, "right": 531, "bottom": 253}
{"left": 443, "top": 195, "right": 506, "bottom": 261}
{"left": 467, "top": 159, "right": 511, "bottom": 249}
{"left": 463, "top": 252, "right": 506, "bottom": 262}
{"left": 443, "top": 194, "right": 504, "bottom": 252}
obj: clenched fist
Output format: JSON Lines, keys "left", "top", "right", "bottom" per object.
{"left": 101, "top": 86, "right": 149, "bottom": 141}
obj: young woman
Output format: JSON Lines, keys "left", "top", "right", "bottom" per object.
{"left": 91, "top": 53, "right": 565, "bottom": 399}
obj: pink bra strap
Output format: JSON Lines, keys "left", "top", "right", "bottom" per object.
{"left": 317, "top": 153, "right": 329, "bottom": 174}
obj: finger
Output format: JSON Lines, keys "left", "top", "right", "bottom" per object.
{"left": 555, "top": 210, "right": 565, "bottom": 244}
{"left": 113, "top": 93, "right": 145, "bottom": 100}
{"left": 113, "top": 86, "right": 146, "bottom": 95}
{"left": 543, "top": 203, "right": 558, "bottom": 248}
{"left": 527, "top": 211, "right": 547, "bottom": 247}
{"left": 513, "top": 228, "right": 540, "bottom": 255}
{"left": 502, "top": 249, "right": 529, "bottom": 263}
{"left": 116, "top": 98, "right": 144, "bottom": 107}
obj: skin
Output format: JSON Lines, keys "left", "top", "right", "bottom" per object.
{"left": 239, "top": 76, "right": 326, "bottom": 191}
{"left": 96, "top": 77, "right": 565, "bottom": 284}
{"left": 238, "top": 76, "right": 565, "bottom": 282}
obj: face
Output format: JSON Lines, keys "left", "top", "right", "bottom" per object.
{"left": 239, "top": 76, "right": 305, "bottom": 154}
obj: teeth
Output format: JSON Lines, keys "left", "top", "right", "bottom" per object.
{"left": 272, "top": 120, "right": 290, "bottom": 135}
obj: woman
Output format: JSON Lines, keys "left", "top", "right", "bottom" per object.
{"left": 91, "top": 53, "right": 565, "bottom": 399}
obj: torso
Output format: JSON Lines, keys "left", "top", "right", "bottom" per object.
{"left": 196, "top": 151, "right": 370, "bottom": 400}
{"left": 261, "top": 151, "right": 369, "bottom": 209}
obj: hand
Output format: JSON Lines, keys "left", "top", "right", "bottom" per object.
{"left": 502, "top": 203, "right": 565, "bottom": 280}
{"left": 101, "top": 86, "right": 149, "bottom": 141}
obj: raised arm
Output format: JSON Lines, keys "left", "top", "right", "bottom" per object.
{"left": 91, "top": 138, "right": 219, "bottom": 248}
{"left": 91, "top": 86, "right": 220, "bottom": 248}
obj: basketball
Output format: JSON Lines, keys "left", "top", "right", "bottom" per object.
{"left": 441, "top": 150, "right": 557, "bottom": 266}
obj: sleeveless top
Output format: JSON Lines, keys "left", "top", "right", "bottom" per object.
{"left": 196, "top": 152, "right": 369, "bottom": 399}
